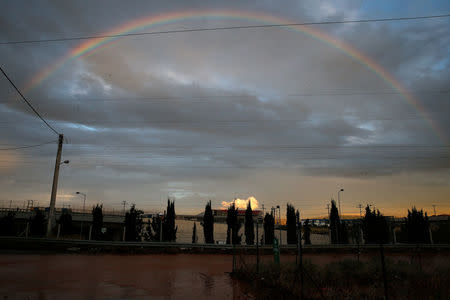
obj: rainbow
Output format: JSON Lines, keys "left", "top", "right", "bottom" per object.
{"left": 23, "top": 9, "right": 448, "bottom": 144}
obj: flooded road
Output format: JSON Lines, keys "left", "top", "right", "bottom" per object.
{"left": 0, "top": 254, "right": 253, "bottom": 299}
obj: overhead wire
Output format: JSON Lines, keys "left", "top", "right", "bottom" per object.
{"left": 0, "top": 140, "right": 56, "bottom": 151}
{"left": 0, "top": 14, "right": 449, "bottom": 45}
{"left": 0, "top": 66, "right": 59, "bottom": 135}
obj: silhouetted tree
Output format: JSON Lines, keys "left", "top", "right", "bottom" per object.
{"left": 329, "top": 200, "right": 340, "bottom": 244}
{"left": 226, "top": 202, "right": 242, "bottom": 244}
{"left": 405, "top": 207, "right": 431, "bottom": 244}
{"left": 263, "top": 212, "right": 275, "bottom": 245}
{"left": 192, "top": 222, "right": 197, "bottom": 243}
{"left": 91, "top": 204, "right": 103, "bottom": 240}
{"left": 162, "top": 199, "right": 177, "bottom": 242}
{"left": 0, "top": 211, "right": 17, "bottom": 236}
{"left": 351, "top": 221, "right": 363, "bottom": 244}
{"left": 245, "top": 201, "right": 255, "bottom": 245}
{"left": 58, "top": 209, "right": 72, "bottom": 236}
{"left": 340, "top": 222, "right": 349, "bottom": 244}
{"left": 304, "top": 219, "right": 311, "bottom": 245}
{"left": 145, "top": 215, "right": 161, "bottom": 242}
{"left": 124, "top": 204, "right": 144, "bottom": 241}
{"left": 363, "top": 206, "right": 389, "bottom": 244}
{"left": 28, "top": 209, "right": 45, "bottom": 237}
{"left": 286, "top": 203, "right": 297, "bottom": 244}
{"left": 202, "top": 200, "right": 214, "bottom": 244}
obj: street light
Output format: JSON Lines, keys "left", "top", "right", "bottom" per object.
{"left": 338, "top": 188, "right": 344, "bottom": 219}
{"left": 60, "top": 160, "right": 70, "bottom": 165}
{"left": 76, "top": 192, "right": 86, "bottom": 239}
{"left": 276, "top": 205, "right": 281, "bottom": 245}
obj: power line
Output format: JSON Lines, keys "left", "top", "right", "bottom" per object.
{"left": 0, "top": 140, "right": 56, "bottom": 151}
{"left": 1, "top": 89, "right": 448, "bottom": 104}
{"left": 1, "top": 14, "right": 449, "bottom": 45}
{"left": 0, "top": 66, "right": 59, "bottom": 135}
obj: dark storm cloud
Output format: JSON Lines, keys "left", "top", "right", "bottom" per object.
{"left": 1, "top": 1, "right": 449, "bottom": 211}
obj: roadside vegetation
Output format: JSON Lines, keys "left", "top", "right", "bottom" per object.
{"left": 233, "top": 258, "right": 450, "bottom": 299}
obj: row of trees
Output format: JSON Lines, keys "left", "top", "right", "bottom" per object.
{"left": 200, "top": 200, "right": 311, "bottom": 245}
{"left": 0, "top": 209, "right": 71, "bottom": 237}
{"left": 0, "top": 199, "right": 434, "bottom": 245}
{"left": 329, "top": 199, "right": 432, "bottom": 244}
{"left": 124, "top": 199, "right": 178, "bottom": 242}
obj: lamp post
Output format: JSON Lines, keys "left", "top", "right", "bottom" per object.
{"left": 46, "top": 137, "right": 69, "bottom": 238}
{"left": 76, "top": 192, "right": 86, "bottom": 239}
{"left": 338, "top": 188, "right": 344, "bottom": 219}
{"left": 276, "top": 205, "right": 281, "bottom": 245}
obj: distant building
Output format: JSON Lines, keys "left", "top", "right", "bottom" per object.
{"left": 212, "top": 209, "right": 262, "bottom": 217}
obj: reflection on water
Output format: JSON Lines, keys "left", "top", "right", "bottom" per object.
{"left": 0, "top": 254, "right": 252, "bottom": 299}
{"left": 176, "top": 219, "right": 329, "bottom": 245}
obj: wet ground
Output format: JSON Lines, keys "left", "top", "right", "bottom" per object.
{"left": 0, "top": 254, "right": 253, "bottom": 299}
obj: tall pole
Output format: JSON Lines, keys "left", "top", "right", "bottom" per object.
{"left": 76, "top": 192, "right": 87, "bottom": 239}
{"left": 122, "top": 200, "right": 127, "bottom": 214}
{"left": 46, "top": 134, "right": 63, "bottom": 237}
{"left": 297, "top": 210, "right": 304, "bottom": 300}
{"left": 256, "top": 218, "right": 259, "bottom": 274}
{"left": 432, "top": 205, "right": 437, "bottom": 216}
{"left": 279, "top": 207, "right": 282, "bottom": 245}
{"left": 338, "top": 188, "right": 344, "bottom": 219}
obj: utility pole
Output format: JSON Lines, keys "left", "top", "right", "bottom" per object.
{"left": 326, "top": 203, "right": 330, "bottom": 216}
{"left": 46, "top": 134, "right": 64, "bottom": 237}
{"left": 432, "top": 205, "right": 437, "bottom": 216}
{"left": 357, "top": 204, "right": 363, "bottom": 218}
{"left": 338, "top": 188, "right": 344, "bottom": 219}
{"left": 122, "top": 201, "right": 127, "bottom": 214}
{"left": 296, "top": 210, "right": 304, "bottom": 300}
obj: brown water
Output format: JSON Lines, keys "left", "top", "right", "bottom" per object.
{"left": 0, "top": 254, "right": 253, "bottom": 299}
{"left": 176, "top": 219, "right": 329, "bottom": 244}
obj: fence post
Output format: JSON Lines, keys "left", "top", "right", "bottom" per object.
{"left": 379, "top": 244, "right": 389, "bottom": 300}
{"left": 256, "top": 218, "right": 259, "bottom": 274}
{"left": 429, "top": 227, "right": 433, "bottom": 244}
{"left": 159, "top": 217, "right": 162, "bottom": 242}
{"left": 123, "top": 226, "right": 126, "bottom": 242}
{"left": 89, "top": 225, "right": 92, "bottom": 240}
{"left": 392, "top": 227, "right": 397, "bottom": 244}
{"left": 232, "top": 227, "right": 236, "bottom": 273}
{"left": 296, "top": 211, "right": 304, "bottom": 300}
{"left": 56, "top": 224, "right": 61, "bottom": 239}
{"left": 25, "top": 222, "right": 29, "bottom": 239}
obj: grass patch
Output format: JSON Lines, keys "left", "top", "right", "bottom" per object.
{"left": 233, "top": 258, "right": 450, "bottom": 299}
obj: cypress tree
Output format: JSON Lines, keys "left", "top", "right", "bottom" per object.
{"left": 202, "top": 200, "right": 214, "bottom": 244}
{"left": 363, "top": 205, "right": 389, "bottom": 244}
{"left": 329, "top": 200, "right": 340, "bottom": 244}
{"left": 405, "top": 207, "right": 431, "bottom": 244}
{"left": 286, "top": 203, "right": 297, "bottom": 244}
{"left": 340, "top": 222, "right": 349, "bottom": 244}
{"left": 192, "top": 222, "right": 197, "bottom": 243}
{"left": 226, "top": 202, "right": 242, "bottom": 244}
{"left": 162, "top": 199, "right": 177, "bottom": 242}
{"left": 263, "top": 212, "right": 275, "bottom": 245}
{"left": 245, "top": 201, "right": 255, "bottom": 245}
{"left": 58, "top": 210, "right": 72, "bottom": 236}
{"left": 124, "top": 204, "right": 144, "bottom": 241}
{"left": 92, "top": 204, "right": 103, "bottom": 240}
{"left": 29, "top": 209, "right": 45, "bottom": 237}
{"left": 145, "top": 215, "right": 161, "bottom": 242}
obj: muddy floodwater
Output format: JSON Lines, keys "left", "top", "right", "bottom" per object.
{"left": 0, "top": 254, "right": 252, "bottom": 299}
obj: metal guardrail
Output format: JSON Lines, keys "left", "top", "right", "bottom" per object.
{"left": 0, "top": 207, "right": 125, "bottom": 217}
{"left": 1, "top": 236, "right": 449, "bottom": 250}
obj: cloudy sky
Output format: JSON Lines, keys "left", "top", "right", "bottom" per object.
{"left": 1, "top": 0, "right": 449, "bottom": 217}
